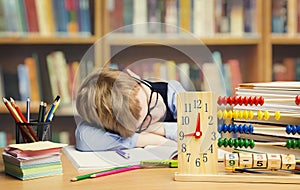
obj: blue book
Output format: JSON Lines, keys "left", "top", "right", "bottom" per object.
{"left": 78, "top": 0, "right": 91, "bottom": 36}
{"left": 52, "top": 0, "right": 69, "bottom": 35}
{"left": 123, "top": 0, "right": 133, "bottom": 32}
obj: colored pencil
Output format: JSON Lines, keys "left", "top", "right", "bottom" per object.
{"left": 90, "top": 165, "right": 141, "bottom": 178}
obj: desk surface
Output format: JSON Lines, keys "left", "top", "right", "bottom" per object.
{"left": 1, "top": 149, "right": 300, "bottom": 190}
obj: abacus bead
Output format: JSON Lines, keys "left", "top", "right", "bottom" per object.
{"left": 218, "top": 138, "right": 223, "bottom": 147}
{"left": 228, "top": 138, "right": 234, "bottom": 147}
{"left": 223, "top": 138, "right": 229, "bottom": 147}
{"left": 233, "top": 139, "right": 239, "bottom": 148}
{"left": 286, "top": 139, "right": 292, "bottom": 149}
{"left": 274, "top": 110, "right": 281, "bottom": 120}
{"left": 244, "top": 139, "right": 250, "bottom": 148}
{"left": 223, "top": 124, "right": 228, "bottom": 133}
{"left": 253, "top": 96, "right": 258, "bottom": 106}
{"left": 238, "top": 111, "right": 243, "bottom": 119}
{"left": 233, "top": 124, "right": 239, "bottom": 133}
{"left": 227, "top": 96, "right": 233, "bottom": 105}
{"left": 249, "top": 139, "right": 255, "bottom": 148}
{"left": 298, "top": 140, "right": 300, "bottom": 148}
{"left": 295, "top": 95, "right": 300, "bottom": 105}
{"left": 291, "top": 139, "right": 297, "bottom": 149}
{"left": 218, "top": 124, "right": 223, "bottom": 133}
{"left": 286, "top": 125, "right": 292, "bottom": 134}
{"left": 244, "top": 124, "right": 249, "bottom": 134}
{"left": 222, "top": 96, "right": 227, "bottom": 105}
{"left": 238, "top": 124, "right": 243, "bottom": 133}
{"left": 227, "top": 110, "right": 233, "bottom": 120}
{"left": 243, "top": 111, "right": 249, "bottom": 119}
{"left": 257, "top": 110, "right": 263, "bottom": 120}
{"left": 238, "top": 96, "right": 243, "bottom": 106}
{"left": 248, "top": 96, "right": 254, "bottom": 106}
{"left": 243, "top": 96, "right": 249, "bottom": 106}
{"left": 233, "top": 110, "right": 239, "bottom": 119}
{"left": 223, "top": 110, "right": 228, "bottom": 119}
{"left": 249, "top": 124, "right": 254, "bottom": 133}
{"left": 227, "top": 124, "right": 233, "bottom": 133}
{"left": 258, "top": 96, "right": 264, "bottom": 106}
{"left": 292, "top": 125, "right": 297, "bottom": 135}
{"left": 217, "top": 96, "right": 223, "bottom": 105}
{"left": 264, "top": 110, "right": 270, "bottom": 120}
{"left": 217, "top": 110, "right": 223, "bottom": 119}
{"left": 297, "top": 125, "right": 300, "bottom": 135}
{"left": 238, "top": 138, "right": 245, "bottom": 148}
{"left": 233, "top": 96, "right": 239, "bottom": 105}
{"left": 249, "top": 110, "right": 254, "bottom": 120}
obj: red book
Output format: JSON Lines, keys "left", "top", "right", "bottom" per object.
{"left": 24, "top": 0, "right": 39, "bottom": 33}
{"left": 227, "top": 59, "right": 242, "bottom": 95}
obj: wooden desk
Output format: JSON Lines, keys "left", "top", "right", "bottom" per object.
{"left": 1, "top": 149, "right": 300, "bottom": 190}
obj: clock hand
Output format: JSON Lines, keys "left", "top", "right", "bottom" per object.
{"left": 195, "top": 112, "right": 202, "bottom": 138}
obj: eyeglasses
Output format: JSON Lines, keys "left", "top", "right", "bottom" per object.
{"left": 132, "top": 77, "right": 159, "bottom": 133}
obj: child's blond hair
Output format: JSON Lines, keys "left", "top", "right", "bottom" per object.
{"left": 76, "top": 68, "right": 141, "bottom": 137}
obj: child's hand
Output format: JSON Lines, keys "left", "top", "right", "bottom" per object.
{"left": 125, "top": 69, "right": 141, "bottom": 79}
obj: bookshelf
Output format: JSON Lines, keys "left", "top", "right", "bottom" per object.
{"left": 1, "top": 0, "right": 300, "bottom": 145}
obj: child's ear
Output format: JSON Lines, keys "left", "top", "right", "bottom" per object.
{"left": 125, "top": 69, "right": 141, "bottom": 79}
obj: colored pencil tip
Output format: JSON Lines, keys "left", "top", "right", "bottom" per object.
{"left": 70, "top": 178, "right": 78, "bottom": 182}
{"left": 55, "top": 95, "right": 60, "bottom": 101}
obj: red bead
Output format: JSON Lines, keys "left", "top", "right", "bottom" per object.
{"left": 243, "top": 96, "right": 249, "bottom": 106}
{"left": 227, "top": 96, "right": 233, "bottom": 105}
{"left": 248, "top": 96, "right": 253, "bottom": 106}
{"left": 238, "top": 96, "right": 243, "bottom": 105}
{"left": 253, "top": 96, "right": 258, "bottom": 106}
{"left": 233, "top": 96, "right": 239, "bottom": 105}
{"left": 222, "top": 96, "right": 227, "bottom": 105}
{"left": 258, "top": 96, "right": 264, "bottom": 106}
{"left": 295, "top": 95, "right": 300, "bottom": 105}
{"left": 217, "top": 96, "right": 223, "bottom": 105}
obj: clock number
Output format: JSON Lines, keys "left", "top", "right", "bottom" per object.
{"left": 181, "top": 116, "right": 190, "bottom": 125}
{"left": 203, "top": 153, "right": 208, "bottom": 162}
{"left": 208, "top": 115, "right": 214, "bottom": 125}
{"left": 195, "top": 158, "right": 201, "bottom": 167}
{"left": 193, "top": 99, "right": 201, "bottom": 109}
{"left": 179, "top": 131, "right": 184, "bottom": 140}
{"left": 186, "top": 153, "right": 191, "bottom": 162}
{"left": 211, "top": 132, "right": 216, "bottom": 141}
{"left": 205, "top": 103, "right": 208, "bottom": 112}
{"left": 181, "top": 143, "right": 187, "bottom": 153}
{"left": 208, "top": 144, "right": 214, "bottom": 153}
{"left": 184, "top": 103, "right": 192, "bottom": 112}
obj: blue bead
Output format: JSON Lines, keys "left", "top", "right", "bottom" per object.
{"left": 223, "top": 124, "right": 228, "bottom": 133}
{"left": 297, "top": 125, "right": 300, "bottom": 135}
{"left": 292, "top": 125, "right": 297, "bottom": 135}
{"left": 238, "top": 124, "right": 243, "bottom": 133}
{"left": 286, "top": 125, "right": 292, "bottom": 134}
{"left": 218, "top": 124, "right": 223, "bottom": 133}
{"left": 228, "top": 124, "right": 233, "bottom": 133}
{"left": 233, "top": 124, "right": 239, "bottom": 133}
{"left": 244, "top": 124, "right": 249, "bottom": 134}
{"left": 249, "top": 124, "right": 254, "bottom": 134}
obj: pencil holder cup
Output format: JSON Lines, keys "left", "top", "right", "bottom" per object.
{"left": 15, "top": 121, "right": 52, "bottom": 143}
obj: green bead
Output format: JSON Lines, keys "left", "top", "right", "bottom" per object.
{"left": 249, "top": 139, "right": 255, "bottom": 148}
{"left": 223, "top": 138, "right": 228, "bottom": 147}
{"left": 239, "top": 138, "right": 245, "bottom": 148}
{"left": 291, "top": 139, "right": 297, "bottom": 149}
{"left": 218, "top": 138, "right": 223, "bottom": 147}
{"left": 233, "top": 139, "right": 239, "bottom": 148}
{"left": 244, "top": 139, "right": 250, "bottom": 148}
{"left": 228, "top": 138, "right": 234, "bottom": 147}
{"left": 286, "top": 139, "right": 291, "bottom": 149}
{"left": 298, "top": 140, "right": 300, "bottom": 148}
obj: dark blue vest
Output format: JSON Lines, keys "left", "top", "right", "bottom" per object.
{"left": 146, "top": 81, "right": 176, "bottom": 122}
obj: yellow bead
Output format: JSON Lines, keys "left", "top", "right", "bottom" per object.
{"left": 249, "top": 110, "right": 254, "bottom": 120}
{"left": 257, "top": 110, "right": 263, "bottom": 120}
{"left": 275, "top": 110, "right": 280, "bottom": 120}
{"left": 227, "top": 110, "right": 233, "bottom": 120}
{"left": 243, "top": 111, "right": 249, "bottom": 119}
{"left": 217, "top": 110, "right": 223, "bottom": 119}
{"left": 238, "top": 111, "right": 243, "bottom": 119}
{"left": 264, "top": 110, "right": 270, "bottom": 120}
{"left": 233, "top": 110, "right": 238, "bottom": 119}
{"left": 223, "top": 110, "right": 228, "bottom": 119}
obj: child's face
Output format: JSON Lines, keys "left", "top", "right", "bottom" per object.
{"left": 136, "top": 82, "right": 166, "bottom": 131}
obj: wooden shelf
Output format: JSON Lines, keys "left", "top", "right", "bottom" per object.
{"left": 0, "top": 36, "right": 98, "bottom": 44}
{"left": 271, "top": 36, "right": 300, "bottom": 45}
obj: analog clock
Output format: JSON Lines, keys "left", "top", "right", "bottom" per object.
{"left": 176, "top": 91, "right": 218, "bottom": 175}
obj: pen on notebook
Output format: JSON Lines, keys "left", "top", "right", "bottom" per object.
{"left": 90, "top": 165, "right": 141, "bottom": 178}
{"left": 70, "top": 166, "right": 130, "bottom": 182}
{"left": 115, "top": 148, "right": 130, "bottom": 159}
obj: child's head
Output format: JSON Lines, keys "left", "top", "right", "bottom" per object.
{"left": 76, "top": 68, "right": 142, "bottom": 137}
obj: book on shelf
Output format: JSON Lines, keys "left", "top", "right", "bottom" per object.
{"left": 63, "top": 144, "right": 178, "bottom": 171}
{"left": 24, "top": 0, "right": 39, "bottom": 33}
{"left": 17, "top": 64, "right": 30, "bottom": 101}
{"left": 24, "top": 56, "right": 42, "bottom": 102}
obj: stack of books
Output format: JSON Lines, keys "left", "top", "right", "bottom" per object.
{"left": 232, "top": 82, "right": 300, "bottom": 158}
{"left": 2, "top": 141, "right": 67, "bottom": 180}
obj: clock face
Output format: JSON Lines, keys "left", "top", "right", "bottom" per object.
{"left": 177, "top": 92, "right": 218, "bottom": 175}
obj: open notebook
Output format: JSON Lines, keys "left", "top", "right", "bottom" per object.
{"left": 63, "top": 145, "right": 177, "bottom": 171}
{"left": 63, "top": 145, "right": 229, "bottom": 171}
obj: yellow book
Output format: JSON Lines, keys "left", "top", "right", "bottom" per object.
{"left": 179, "top": 0, "right": 191, "bottom": 32}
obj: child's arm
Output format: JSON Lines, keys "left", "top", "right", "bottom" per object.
{"left": 144, "top": 122, "right": 177, "bottom": 141}
{"left": 135, "top": 132, "right": 176, "bottom": 147}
